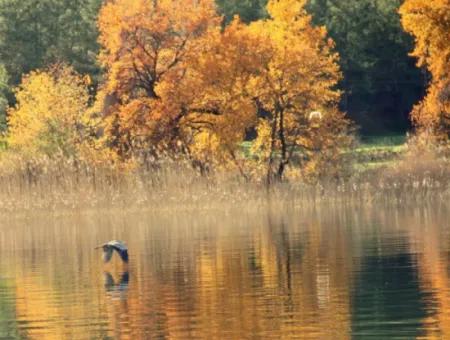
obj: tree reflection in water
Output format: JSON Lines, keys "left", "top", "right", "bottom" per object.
{"left": 0, "top": 205, "right": 448, "bottom": 338}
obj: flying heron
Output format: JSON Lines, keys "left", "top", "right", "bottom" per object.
{"left": 95, "top": 240, "right": 129, "bottom": 263}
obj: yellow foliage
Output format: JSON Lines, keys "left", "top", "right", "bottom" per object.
{"left": 400, "top": 0, "right": 450, "bottom": 137}
{"left": 243, "top": 0, "right": 349, "bottom": 182}
{"left": 7, "top": 65, "right": 89, "bottom": 157}
{"left": 251, "top": 119, "right": 272, "bottom": 160}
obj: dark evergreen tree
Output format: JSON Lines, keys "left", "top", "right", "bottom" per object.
{"left": 216, "top": 0, "right": 266, "bottom": 23}
{"left": 307, "top": 0, "right": 425, "bottom": 134}
{"left": 0, "top": 0, "right": 101, "bottom": 84}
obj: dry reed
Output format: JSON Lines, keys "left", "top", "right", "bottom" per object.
{"left": 0, "top": 147, "right": 449, "bottom": 214}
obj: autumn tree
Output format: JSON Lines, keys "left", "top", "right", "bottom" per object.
{"left": 179, "top": 19, "right": 272, "bottom": 175}
{"left": 96, "top": 0, "right": 225, "bottom": 159}
{"left": 217, "top": 0, "right": 424, "bottom": 135}
{"left": 242, "top": 0, "right": 352, "bottom": 183}
{"left": 96, "top": 0, "right": 352, "bottom": 181}
{"left": 400, "top": 0, "right": 450, "bottom": 138}
{"left": 7, "top": 65, "right": 90, "bottom": 156}
{"left": 187, "top": 0, "right": 353, "bottom": 182}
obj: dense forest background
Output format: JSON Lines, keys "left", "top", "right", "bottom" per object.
{"left": 0, "top": 0, "right": 425, "bottom": 136}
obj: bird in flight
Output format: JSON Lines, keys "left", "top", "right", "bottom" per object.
{"left": 95, "top": 240, "right": 129, "bottom": 263}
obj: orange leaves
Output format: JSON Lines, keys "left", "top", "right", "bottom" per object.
{"left": 400, "top": 0, "right": 450, "bottom": 136}
{"left": 0, "top": 0, "right": 356, "bottom": 183}
{"left": 400, "top": 0, "right": 450, "bottom": 78}
{"left": 97, "top": 0, "right": 222, "bottom": 155}
{"left": 95, "top": 0, "right": 352, "bottom": 180}
{"left": 98, "top": 0, "right": 220, "bottom": 98}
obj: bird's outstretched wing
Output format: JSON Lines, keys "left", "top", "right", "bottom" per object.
{"left": 102, "top": 247, "right": 114, "bottom": 263}
{"left": 108, "top": 240, "right": 129, "bottom": 263}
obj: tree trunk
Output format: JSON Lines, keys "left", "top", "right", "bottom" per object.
{"left": 276, "top": 106, "right": 288, "bottom": 182}
{"left": 266, "top": 111, "right": 279, "bottom": 188}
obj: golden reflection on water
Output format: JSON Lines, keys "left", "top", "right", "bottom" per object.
{"left": 0, "top": 205, "right": 448, "bottom": 339}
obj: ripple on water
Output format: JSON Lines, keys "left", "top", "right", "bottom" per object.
{"left": 0, "top": 206, "right": 449, "bottom": 338}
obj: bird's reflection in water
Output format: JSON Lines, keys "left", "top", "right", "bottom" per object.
{"left": 104, "top": 271, "right": 129, "bottom": 300}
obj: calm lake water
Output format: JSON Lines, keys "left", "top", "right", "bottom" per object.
{"left": 0, "top": 204, "right": 449, "bottom": 339}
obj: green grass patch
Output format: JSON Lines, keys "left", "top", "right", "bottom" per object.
{"left": 241, "top": 134, "right": 408, "bottom": 166}
{"left": 355, "top": 134, "right": 407, "bottom": 170}
{"left": 358, "top": 134, "right": 407, "bottom": 151}
{"left": 358, "top": 134, "right": 407, "bottom": 149}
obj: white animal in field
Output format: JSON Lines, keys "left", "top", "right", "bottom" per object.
{"left": 308, "top": 111, "right": 323, "bottom": 121}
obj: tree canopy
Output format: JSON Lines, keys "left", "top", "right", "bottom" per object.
{"left": 0, "top": 0, "right": 429, "bottom": 136}
{"left": 0, "top": 0, "right": 101, "bottom": 84}
{"left": 400, "top": 0, "right": 450, "bottom": 138}
{"left": 92, "top": 0, "right": 352, "bottom": 181}
{"left": 216, "top": 0, "right": 426, "bottom": 134}
{"left": 7, "top": 65, "right": 89, "bottom": 156}
{"left": 0, "top": 0, "right": 448, "bottom": 184}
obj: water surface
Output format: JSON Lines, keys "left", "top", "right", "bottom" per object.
{"left": 0, "top": 205, "right": 449, "bottom": 339}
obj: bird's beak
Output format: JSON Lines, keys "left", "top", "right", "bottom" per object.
{"left": 94, "top": 245, "right": 102, "bottom": 249}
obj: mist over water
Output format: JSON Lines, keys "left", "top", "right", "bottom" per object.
{"left": 0, "top": 204, "right": 448, "bottom": 339}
